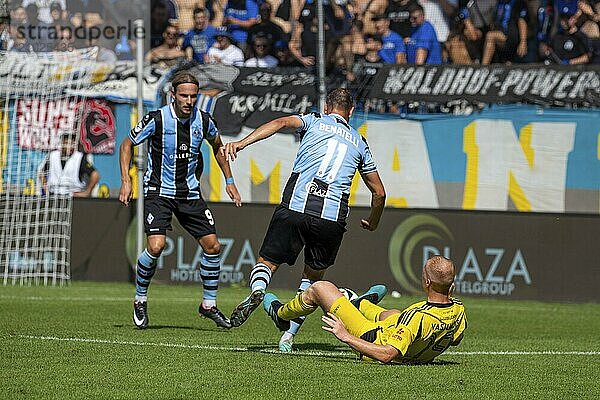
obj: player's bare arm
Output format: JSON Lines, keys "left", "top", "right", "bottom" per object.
{"left": 322, "top": 312, "right": 399, "bottom": 363}
{"left": 221, "top": 116, "right": 302, "bottom": 161}
{"left": 360, "top": 171, "right": 386, "bottom": 231}
{"left": 119, "top": 137, "right": 134, "bottom": 206}
{"left": 209, "top": 134, "right": 242, "bottom": 207}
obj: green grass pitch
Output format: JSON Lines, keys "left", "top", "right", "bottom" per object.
{"left": 1, "top": 282, "right": 599, "bottom": 399}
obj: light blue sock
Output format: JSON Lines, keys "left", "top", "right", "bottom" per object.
{"left": 135, "top": 249, "right": 158, "bottom": 300}
{"left": 200, "top": 253, "right": 220, "bottom": 308}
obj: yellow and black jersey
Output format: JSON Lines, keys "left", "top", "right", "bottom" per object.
{"left": 380, "top": 298, "right": 467, "bottom": 364}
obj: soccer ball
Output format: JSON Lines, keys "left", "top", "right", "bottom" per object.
{"left": 339, "top": 287, "right": 358, "bottom": 301}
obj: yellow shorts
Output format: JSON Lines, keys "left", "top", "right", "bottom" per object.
{"left": 329, "top": 297, "right": 401, "bottom": 344}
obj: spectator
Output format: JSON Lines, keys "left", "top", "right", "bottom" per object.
{"left": 543, "top": 13, "right": 592, "bottom": 64}
{"left": 481, "top": 0, "right": 528, "bottom": 64}
{"left": 573, "top": 0, "right": 600, "bottom": 39}
{"left": 22, "top": 0, "right": 66, "bottom": 24}
{"left": 460, "top": 0, "right": 496, "bottom": 31}
{"left": 151, "top": 0, "right": 174, "bottom": 48}
{"left": 40, "top": 133, "right": 100, "bottom": 197}
{"left": 417, "top": 0, "right": 456, "bottom": 43}
{"left": 445, "top": 5, "right": 484, "bottom": 63}
{"left": 9, "top": 24, "right": 33, "bottom": 52}
{"left": 205, "top": 26, "right": 245, "bottom": 65}
{"left": 55, "top": 24, "right": 74, "bottom": 51}
{"left": 174, "top": 0, "right": 202, "bottom": 33}
{"left": 245, "top": 33, "right": 279, "bottom": 66}
{"left": 1, "top": 15, "right": 9, "bottom": 51}
{"left": 386, "top": 0, "right": 418, "bottom": 38}
{"left": 351, "top": 0, "right": 388, "bottom": 35}
{"left": 273, "top": 39, "right": 303, "bottom": 66}
{"left": 222, "top": 0, "right": 259, "bottom": 48}
{"left": 406, "top": 4, "right": 442, "bottom": 64}
{"left": 247, "top": 2, "right": 284, "bottom": 52}
{"left": 355, "top": 32, "right": 384, "bottom": 63}
{"left": 87, "top": 24, "right": 117, "bottom": 62}
{"left": 183, "top": 7, "right": 217, "bottom": 62}
{"left": 373, "top": 13, "right": 407, "bottom": 64}
{"left": 146, "top": 24, "right": 185, "bottom": 67}
{"left": 266, "top": 0, "right": 295, "bottom": 38}
{"left": 49, "top": 1, "right": 68, "bottom": 30}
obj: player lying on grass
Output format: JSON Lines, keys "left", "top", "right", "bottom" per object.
{"left": 263, "top": 255, "right": 467, "bottom": 364}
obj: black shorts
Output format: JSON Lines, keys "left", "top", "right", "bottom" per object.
{"left": 144, "top": 196, "right": 217, "bottom": 240}
{"left": 259, "top": 205, "right": 346, "bottom": 270}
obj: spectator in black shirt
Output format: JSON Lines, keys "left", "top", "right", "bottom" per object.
{"left": 247, "top": 2, "right": 284, "bottom": 55}
{"left": 386, "top": 0, "right": 418, "bottom": 38}
{"left": 543, "top": 14, "right": 592, "bottom": 64}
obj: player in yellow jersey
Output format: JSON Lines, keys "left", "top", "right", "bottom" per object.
{"left": 263, "top": 255, "right": 466, "bottom": 364}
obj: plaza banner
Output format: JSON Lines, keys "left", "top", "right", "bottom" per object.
{"left": 111, "top": 201, "right": 600, "bottom": 303}
{"left": 369, "top": 64, "right": 600, "bottom": 107}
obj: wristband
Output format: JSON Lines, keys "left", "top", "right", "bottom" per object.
{"left": 225, "top": 176, "right": 235, "bottom": 185}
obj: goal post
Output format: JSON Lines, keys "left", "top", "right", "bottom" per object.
{"left": 0, "top": 50, "right": 97, "bottom": 286}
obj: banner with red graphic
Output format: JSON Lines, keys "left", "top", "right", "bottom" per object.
{"left": 16, "top": 98, "right": 116, "bottom": 154}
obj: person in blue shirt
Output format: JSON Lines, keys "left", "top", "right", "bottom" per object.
{"left": 405, "top": 4, "right": 442, "bottom": 64}
{"left": 222, "top": 88, "right": 386, "bottom": 353}
{"left": 223, "top": 0, "right": 259, "bottom": 48}
{"left": 183, "top": 7, "right": 218, "bottom": 62}
{"left": 373, "top": 13, "right": 407, "bottom": 64}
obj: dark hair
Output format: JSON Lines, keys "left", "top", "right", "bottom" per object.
{"left": 326, "top": 88, "right": 354, "bottom": 112}
{"left": 193, "top": 7, "right": 208, "bottom": 16}
{"left": 408, "top": 3, "right": 424, "bottom": 15}
{"left": 171, "top": 72, "right": 199, "bottom": 91}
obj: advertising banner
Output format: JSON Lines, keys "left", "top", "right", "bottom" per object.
{"left": 122, "top": 202, "right": 599, "bottom": 303}
{"left": 16, "top": 98, "right": 116, "bottom": 154}
{"left": 369, "top": 64, "right": 600, "bottom": 107}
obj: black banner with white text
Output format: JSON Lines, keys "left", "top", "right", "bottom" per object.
{"left": 369, "top": 64, "right": 600, "bottom": 107}
{"left": 211, "top": 67, "right": 317, "bottom": 135}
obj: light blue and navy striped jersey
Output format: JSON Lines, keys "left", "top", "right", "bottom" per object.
{"left": 281, "top": 112, "right": 378, "bottom": 223}
{"left": 129, "top": 103, "right": 218, "bottom": 199}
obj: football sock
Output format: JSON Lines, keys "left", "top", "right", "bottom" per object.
{"left": 200, "top": 253, "right": 220, "bottom": 308}
{"left": 285, "top": 279, "right": 313, "bottom": 336}
{"left": 278, "top": 292, "right": 318, "bottom": 320}
{"left": 249, "top": 262, "right": 272, "bottom": 292}
{"left": 359, "top": 300, "right": 386, "bottom": 322}
{"left": 135, "top": 249, "right": 158, "bottom": 300}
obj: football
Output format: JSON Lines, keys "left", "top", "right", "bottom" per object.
{"left": 339, "top": 287, "right": 359, "bottom": 301}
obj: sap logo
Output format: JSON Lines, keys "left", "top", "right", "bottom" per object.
{"left": 423, "top": 246, "right": 531, "bottom": 296}
{"left": 306, "top": 182, "right": 327, "bottom": 197}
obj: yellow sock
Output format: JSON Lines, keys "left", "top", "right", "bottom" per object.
{"left": 278, "top": 293, "right": 318, "bottom": 320}
{"left": 358, "top": 300, "right": 386, "bottom": 322}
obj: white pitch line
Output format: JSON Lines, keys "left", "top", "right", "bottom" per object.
{"left": 0, "top": 296, "right": 193, "bottom": 303}
{"left": 10, "top": 335, "right": 600, "bottom": 357}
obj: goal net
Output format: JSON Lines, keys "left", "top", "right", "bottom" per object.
{"left": 0, "top": 49, "right": 98, "bottom": 285}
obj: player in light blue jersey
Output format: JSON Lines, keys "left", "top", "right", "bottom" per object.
{"left": 222, "top": 88, "right": 386, "bottom": 351}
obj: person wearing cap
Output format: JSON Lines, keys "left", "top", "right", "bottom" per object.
{"left": 40, "top": 134, "right": 100, "bottom": 197}
{"left": 205, "top": 26, "right": 245, "bottom": 66}
{"left": 373, "top": 13, "right": 406, "bottom": 64}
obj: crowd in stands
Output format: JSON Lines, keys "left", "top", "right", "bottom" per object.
{"left": 1, "top": 1, "right": 599, "bottom": 79}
